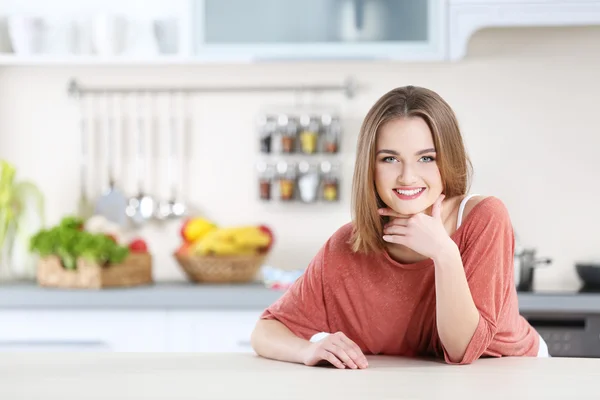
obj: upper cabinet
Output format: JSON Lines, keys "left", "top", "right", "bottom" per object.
{"left": 192, "top": 0, "right": 447, "bottom": 62}
{"left": 448, "top": 0, "right": 600, "bottom": 60}
{"left": 0, "top": 0, "right": 599, "bottom": 65}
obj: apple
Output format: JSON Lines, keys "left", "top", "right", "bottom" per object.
{"left": 258, "top": 225, "right": 274, "bottom": 253}
{"left": 175, "top": 242, "right": 192, "bottom": 255}
{"left": 179, "top": 218, "right": 192, "bottom": 242}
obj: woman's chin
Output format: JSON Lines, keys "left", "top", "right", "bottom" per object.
{"left": 391, "top": 202, "right": 429, "bottom": 216}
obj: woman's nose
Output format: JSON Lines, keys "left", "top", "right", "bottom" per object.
{"left": 397, "top": 164, "right": 417, "bottom": 185}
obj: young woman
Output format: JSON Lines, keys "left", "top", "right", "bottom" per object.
{"left": 251, "top": 86, "right": 547, "bottom": 369}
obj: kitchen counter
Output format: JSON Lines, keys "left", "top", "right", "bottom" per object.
{"left": 0, "top": 353, "right": 597, "bottom": 399}
{"left": 0, "top": 281, "right": 599, "bottom": 314}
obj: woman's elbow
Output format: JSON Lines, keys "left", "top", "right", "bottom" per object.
{"left": 250, "top": 319, "right": 265, "bottom": 354}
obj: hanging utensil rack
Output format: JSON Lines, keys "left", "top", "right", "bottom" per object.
{"left": 67, "top": 77, "right": 358, "bottom": 98}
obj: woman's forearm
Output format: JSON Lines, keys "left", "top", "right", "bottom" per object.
{"left": 433, "top": 242, "right": 480, "bottom": 363}
{"left": 250, "top": 319, "right": 311, "bottom": 364}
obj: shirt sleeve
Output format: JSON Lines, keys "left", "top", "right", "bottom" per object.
{"left": 441, "top": 197, "right": 516, "bottom": 365}
{"left": 259, "top": 241, "right": 331, "bottom": 341}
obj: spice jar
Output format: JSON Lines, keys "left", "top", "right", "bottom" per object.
{"left": 299, "top": 115, "right": 320, "bottom": 155}
{"left": 321, "top": 161, "right": 339, "bottom": 202}
{"left": 322, "top": 115, "right": 341, "bottom": 154}
{"left": 257, "top": 115, "right": 276, "bottom": 154}
{"left": 297, "top": 161, "right": 320, "bottom": 203}
{"left": 279, "top": 115, "right": 297, "bottom": 154}
{"left": 277, "top": 161, "right": 296, "bottom": 201}
{"left": 257, "top": 162, "right": 274, "bottom": 201}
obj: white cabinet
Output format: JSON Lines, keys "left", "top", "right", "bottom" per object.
{"left": 166, "top": 310, "right": 262, "bottom": 352}
{"left": 0, "top": 310, "right": 167, "bottom": 352}
{"left": 192, "top": 0, "right": 447, "bottom": 62}
{"left": 0, "top": 0, "right": 194, "bottom": 64}
{"left": 1, "top": 0, "right": 600, "bottom": 64}
{"left": 0, "top": 309, "right": 263, "bottom": 352}
{"left": 448, "top": 0, "right": 600, "bottom": 60}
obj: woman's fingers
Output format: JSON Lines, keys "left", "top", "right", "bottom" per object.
{"left": 321, "top": 350, "right": 346, "bottom": 369}
{"left": 378, "top": 208, "right": 408, "bottom": 218}
{"left": 338, "top": 336, "right": 369, "bottom": 368}
{"left": 328, "top": 343, "right": 358, "bottom": 369}
{"left": 383, "top": 224, "right": 409, "bottom": 236}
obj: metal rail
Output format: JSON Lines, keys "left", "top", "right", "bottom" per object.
{"left": 67, "top": 76, "right": 358, "bottom": 98}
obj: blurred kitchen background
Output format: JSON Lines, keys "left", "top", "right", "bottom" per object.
{"left": 0, "top": 0, "right": 599, "bottom": 357}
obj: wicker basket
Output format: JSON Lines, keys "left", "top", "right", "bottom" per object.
{"left": 37, "top": 253, "right": 153, "bottom": 289}
{"left": 174, "top": 252, "right": 266, "bottom": 283}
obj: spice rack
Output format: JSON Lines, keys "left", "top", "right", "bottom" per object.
{"left": 256, "top": 110, "right": 341, "bottom": 204}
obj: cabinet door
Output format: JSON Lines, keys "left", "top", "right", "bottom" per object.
{"left": 167, "top": 310, "right": 262, "bottom": 352}
{"left": 0, "top": 310, "right": 167, "bottom": 352}
{"left": 193, "top": 0, "right": 447, "bottom": 61}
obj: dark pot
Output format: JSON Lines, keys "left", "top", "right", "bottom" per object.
{"left": 576, "top": 263, "right": 600, "bottom": 289}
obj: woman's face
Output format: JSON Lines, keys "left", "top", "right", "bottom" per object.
{"left": 374, "top": 117, "right": 443, "bottom": 216}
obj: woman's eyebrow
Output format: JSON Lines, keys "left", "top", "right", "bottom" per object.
{"left": 375, "top": 148, "right": 436, "bottom": 156}
{"left": 415, "top": 148, "right": 436, "bottom": 155}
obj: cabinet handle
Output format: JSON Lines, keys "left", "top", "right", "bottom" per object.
{"left": 236, "top": 340, "right": 252, "bottom": 348}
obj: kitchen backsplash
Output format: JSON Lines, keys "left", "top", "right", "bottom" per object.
{"left": 0, "top": 27, "right": 599, "bottom": 290}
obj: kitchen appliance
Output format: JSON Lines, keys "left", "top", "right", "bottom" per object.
{"left": 575, "top": 261, "right": 600, "bottom": 290}
{"left": 523, "top": 312, "right": 600, "bottom": 358}
{"left": 514, "top": 245, "right": 552, "bottom": 292}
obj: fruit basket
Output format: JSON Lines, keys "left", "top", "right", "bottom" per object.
{"left": 174, "top": 252, "right": 266, "bottom": 284}
{"left": 175, "top": 219, "right": 274, "bottom": 284}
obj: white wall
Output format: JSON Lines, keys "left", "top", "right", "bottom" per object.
{"left": 1, "top": 26, "right": 599, "bottom": 291}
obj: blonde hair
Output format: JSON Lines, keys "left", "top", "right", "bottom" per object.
{"left": 350, "top": 86, "right": 472, "bottom": 253}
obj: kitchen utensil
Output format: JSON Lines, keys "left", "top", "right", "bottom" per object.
{"left": 153, "top": 18, "right": 179, "bottom": 54}
{"left": 94, "top": 94, "right": 128, "bottom": 227}
{"left": 514, "top": 241, "right": 552, "bottom": 292}
{"left": 76, "top": 94, "right": 94, "bottom": 219}
{"left": 126, "top": 94, "right": 155, "bottom": 227}
{"left": 575, "top": 261, "right": 600, "bottom": 289}
{"left": 7, "top": 15, "right": 46, "bottom": 55}
{"left": 339, "top": 0, "right": 387, "bottom": 42}
{"left": 92, "top": 13, "right": 127, "bottom": 55}
{"left": 156, "top": 93, "right": 186, "bottom": 221}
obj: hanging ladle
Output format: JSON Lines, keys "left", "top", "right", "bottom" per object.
{"left": 156, "top": 92, "right": 187, "bottom": 220}
{"left": 126, "top": 93, "right": 156, "bottom": 227}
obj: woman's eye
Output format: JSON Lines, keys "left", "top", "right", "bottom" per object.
{"left": 419, "top": 156, "right": 435, "bottom": 163}
{"left": 382, "top": 156, "right": 397, "bottom": 163}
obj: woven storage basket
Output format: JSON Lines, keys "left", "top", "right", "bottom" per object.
{"left": 174, "top": 252, "right": 266, "bottom": 283}
{"left": 37, "top": 253, "right": 153, "bottom": 289}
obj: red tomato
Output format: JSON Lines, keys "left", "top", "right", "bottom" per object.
{"left": 129, "top": 238, "right": 149, "bottom": 253}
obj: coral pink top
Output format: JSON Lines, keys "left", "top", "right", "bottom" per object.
{"left": 260, "top": 196, "right": 539, "bottom": 365}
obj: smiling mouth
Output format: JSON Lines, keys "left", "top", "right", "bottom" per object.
{"left": 393, "top": 187, "right": 425, "bottom": 200}
{"left": 394, "top": 188, "right": 425, "bottom": 196}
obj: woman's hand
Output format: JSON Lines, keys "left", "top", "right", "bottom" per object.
{"left": 380, "top": 194, "right": 454, "bottom": 260}
{"left": 301, "top": 332, "right": 368, "bottom": 369}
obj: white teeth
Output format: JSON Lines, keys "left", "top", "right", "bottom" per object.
{"left": 395, "top": 188, "right": 424, "bottom": 196}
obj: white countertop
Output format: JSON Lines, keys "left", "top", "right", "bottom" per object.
{"left": 1, "top": 282, "right": 599, "bottom": 314}
{"left": 0, "top": 353, "right": 596, "bottom": 399}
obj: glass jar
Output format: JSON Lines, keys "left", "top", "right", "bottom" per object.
{"left": 321, "top": 161, "right": 340, "bottom": 202}
{"left": 257, "top": 115, "right": 276, "bottom": 154}
{"left": 299, "top": 115, "right": 320, "bottom": 155}
{"left": 297, "top": 161, "right": 320, "bottom": 203}
{"left": 277, "top": 161, "right": 296, "bottom": 201}
{"left": 257, "top": 162, "right": 275, "bottom": 201}
{"left": 322, "top": 115, "right": 341, "bottom": 154}
{"left": 279, "top": 115, "right": 297, "bottom": 154}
